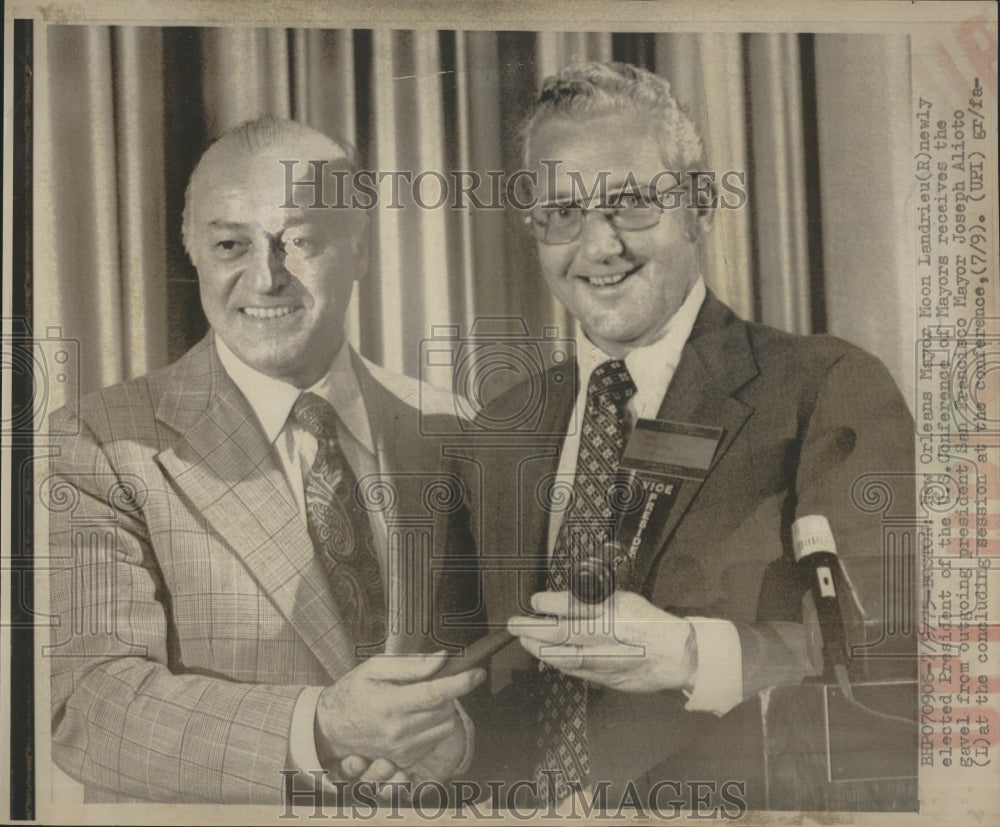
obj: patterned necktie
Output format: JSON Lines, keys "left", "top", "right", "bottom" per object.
{"left": 535, "top": 359, "right": 636, "bottom": 804}
{"left": 292, "top": 392, "right": 386, "bottom": 655}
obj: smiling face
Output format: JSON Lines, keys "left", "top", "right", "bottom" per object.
{"left": 526, "top": 113, "right": 711, "bottom": 357}
{"left": 186, "top": 134, "right": 367, "bottom": 388}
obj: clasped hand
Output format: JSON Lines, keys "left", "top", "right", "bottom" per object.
{"left": 508, "top": 590, "right": 698, "bottom": 693}
{"left": 315, "top": 652, "right": 484, "bottom": 785}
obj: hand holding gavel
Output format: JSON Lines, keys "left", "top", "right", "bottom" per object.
{"left": 507, "top": 541, "right": 698, "bottom": 694}
{"left": 435, "top": 541, "right": 626, "bottom": 678}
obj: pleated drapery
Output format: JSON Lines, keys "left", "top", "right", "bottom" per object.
{"left": 36, "top": 27, "right": 915, "bottom": 411}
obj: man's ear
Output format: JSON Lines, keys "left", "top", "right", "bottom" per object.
{"left": 185, "top": 242, "right": 202, "bottom": 277}
{"left": 693, "top": 200, "right": 715, "bottom": 240}
{"left": 351, "top": 209, "right": 371, "bottom": 282}
{"left": 685, "top": 178, "right": 716, "bottom": 243}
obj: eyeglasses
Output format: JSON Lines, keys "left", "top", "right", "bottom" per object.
{"left": 524, "top": 185, "right": 687, "bottom": 245}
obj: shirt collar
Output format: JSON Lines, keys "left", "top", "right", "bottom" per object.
{"left": 574, "top": 276, "right": 706, "bottom": 419}
{"left": 309, "top": 347, "right": 375, "bottom": 453}
{"left": 215, "top": 335, "right": 374, "bottom": 453}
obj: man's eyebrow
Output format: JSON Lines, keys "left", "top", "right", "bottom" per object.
{"left": 542, "top": 182, "right": 635, "bottom": 206}
{"left": 204, "top": 217, "right": 322, "bottom": 237}
{"left": 205, "top": 220, "right": 250, "bottom": 232}
{"left": 545, "top": 178, "right": 677, "bottom": 206}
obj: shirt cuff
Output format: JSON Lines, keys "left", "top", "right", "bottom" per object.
{"left": 453, "top": 699, "right": 476, "bottom": 776}
{"left": 682, "top": 617, "right": 744, "bottom": 716}
{"left": 289, "top": 685, "right": 333, "bottom": 777}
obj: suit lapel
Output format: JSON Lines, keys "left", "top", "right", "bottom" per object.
{"left": 354, "top": 355, "right": 459, "bottom": 655}
{"left": 630, "top": 294, "right": 759, "bottom": 590}
{"left": 354, "top": 351, "right": 416, "bottom": 481}
{"left": 488, "top": 361, "right": 577, "bottom": 628}
{"left": 154, "top": 338, "right": 357, "bottom": 680}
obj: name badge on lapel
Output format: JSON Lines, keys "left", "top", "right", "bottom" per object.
{"left": 613, "top": 419, "right": 724, "bottom": 587}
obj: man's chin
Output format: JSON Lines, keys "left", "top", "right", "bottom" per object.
{"left": 227, "top": 345, "right": 315, "bottom": 386}
{"left": 580, "top": 321, "right": 649, "bottom": 356}
{"left": 218, "top": 323, "right": 343, "bottom": 386}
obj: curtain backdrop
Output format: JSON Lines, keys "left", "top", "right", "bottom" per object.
{"left": 36, "top": 26, "right": 915, "bottom": 410}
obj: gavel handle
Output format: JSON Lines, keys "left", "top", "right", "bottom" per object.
{"left": 434, "top": 629, "right": 514, "bottom": 678}
{"left": 433, "top": 561, "right": 618, "bottom": 679}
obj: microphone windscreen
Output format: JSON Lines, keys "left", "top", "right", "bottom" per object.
{"left": 792, "top": 515, "right": 838, "bottom": 563}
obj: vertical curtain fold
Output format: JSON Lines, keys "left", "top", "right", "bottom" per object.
{"left": 457, "top": 31, "right": 507, "bottom": 326}
{"left": 405, "top": 31, "right": 452, "bottom": 380}
{"left": 113, "top": 27, "right": 168, "bottom": 380}
{"left": 202, "top": 28, "right": 292, "bottom": 136}
{"left": 83, "top": 27, "right": 126, "bottom": 383}
{"left": 746, "top": 33, "right": 812, "bottom": 335}
{"left": 368, "top": 29, "right": 408, "bottom": 372}
{"left": 693, "top": 33, "right": 754, "bottom": 321}
{"left": 448, "top": 31, "right": 482, "bottom": 331}
{"left": 535, "top": 32, "right": 613, "bottom": 83}
{"left": 290, "top": 29, "right": 312, "bottom": 123}
{"left": 42, "top": 26, "right": 124, "bottom": 393}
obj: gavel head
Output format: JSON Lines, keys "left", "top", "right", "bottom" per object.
{"left": 570, "top": 540, "right": 623, "bottom": 604}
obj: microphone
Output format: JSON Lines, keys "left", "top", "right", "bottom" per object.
{"left": 792, "top": 515, "right": 853, "bottom": 699}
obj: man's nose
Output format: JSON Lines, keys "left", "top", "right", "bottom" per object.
{"left": 249, "top": 239, "right": 291, "bottom": 292}
{"left": 577, "top": 210, "right": 624, "bottom": 261}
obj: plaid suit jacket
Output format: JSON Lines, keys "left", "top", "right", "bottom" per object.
{"left": 47, "top": 336, "right": 464, "bottom": 803}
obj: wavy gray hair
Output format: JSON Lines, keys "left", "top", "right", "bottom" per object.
{"left": 520, "top": 61, "right": 707, "bottom": 173}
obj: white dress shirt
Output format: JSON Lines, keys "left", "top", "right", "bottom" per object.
{"left": 218, "top": 335, "right": 384, "bottom": 551}
{"left": 547, "top": 277, "right": 744, "bottom": 716}
{"left": 217, "top": 336, "right": 472, "bottom": 781}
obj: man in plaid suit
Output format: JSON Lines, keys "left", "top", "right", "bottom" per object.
{"left": 47, "top": 117, "right": 484, "bottom": 803}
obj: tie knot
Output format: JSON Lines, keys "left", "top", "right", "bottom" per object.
{"left": 588, "top": 359, "right": 636, "bottom": 407}
{"left": 292, "top": 392, "right": 340, "bottom": 442}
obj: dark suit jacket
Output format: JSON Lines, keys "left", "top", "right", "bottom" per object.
{"left": 436, "top": 292, "right": 916, "bottom": 792}
{"left": 47, "top": 336, "right": 464, "bottom": 803}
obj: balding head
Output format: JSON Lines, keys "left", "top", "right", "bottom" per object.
{"left": 182, "top": 116, "right": 356, "bottom": 259}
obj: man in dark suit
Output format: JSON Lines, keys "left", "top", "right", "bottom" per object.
{"left": 439, "top": 62, "right": 915, "bottom": 807}
{"left": 47, "top": 116, "right": 484, "bottom": 803}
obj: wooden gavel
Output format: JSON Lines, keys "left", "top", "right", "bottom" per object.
{"left": 435, "top": 541, "right": 625, "bottom": 677}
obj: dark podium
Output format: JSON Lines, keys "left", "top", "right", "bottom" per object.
{"left": 648, "top": 678, "right": 919, "bottom": 812}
